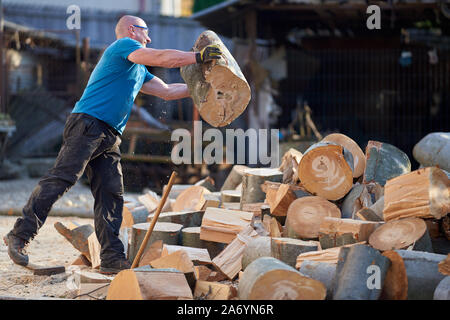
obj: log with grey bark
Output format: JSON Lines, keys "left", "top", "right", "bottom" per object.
{"left": 240, "top": 168, "right": 283, "bottom": 209}
{"left": 413, "top": 132, "right": 450, "bottom": 172}
{"left": 299, "top": 261, "right": 337, "bottom": 300}
{"left": 181, "top": 227, "right": 225, "bottom": 259}
{"left": 270, "top": 237, "right": 319, "bottom": 268}
{"left": 220, "top": 165, "right": 249, "bottom": 191}
{"left": 332, "top": 244, "right": 391, "bottom": 300}
{"left": 433, "top": 276, "right": 450, "bottom": 300}
{"left": 241, "top": 236, "right": 272, "bottom": 270}
{"left": 148, "top": 210, "right": 204, "bottom": 228}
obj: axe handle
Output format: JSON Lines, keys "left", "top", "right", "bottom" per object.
{"left": 131, "top": 171, "right": 177, "bottom": 268}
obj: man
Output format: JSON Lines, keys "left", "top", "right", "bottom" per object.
{"left": 4, "top": 15, "right": 221, "bottom": 274}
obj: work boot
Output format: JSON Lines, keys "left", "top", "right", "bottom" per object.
{"left": 99, "top": 258, "right": 131, "bottom": 274}
{"left": 3, "top": 232, "right": 30, "bottom": 267}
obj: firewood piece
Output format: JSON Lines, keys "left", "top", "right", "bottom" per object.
{"left": 295, "top": 242, "right": 366, "bottom": 269}
{"left": 267, "top": 184, "right": 298, "bottom": 216}
{"left": 194, "top": 176, "right": 216, "bottom": 192}
{"left": 279, "top": 148, "right": 303, "bottom": 184}
{"left": 180, "top": 30, "right": 251, "bottom": 127}
{"left": 242, "top": 236, "right": 272, "bottom": 270}
{"left": 395, "top": 250, "right": 447, "bottom": 300}
{"left": 363, "top": 140, "right": 411, "bottom": 186}
{"left": 54, "top": 222, "right": 93, "bottom": 259}
{"left": 138, "top": 240, "right": 164, "bottom": 267}
{"left": 238, "top": 257, "right": 327, "bottom": 300}
{"left": 271, "top": 237, "right": 319, "bottom": 268}
{"left": 71, "top": 254, "right": 91, "bottom": 267}
{"left": 332, "top": 244, "right": 391, "bottom": 300}
{"left": 106, "top": 269, "right": 193, "bottom": 300}
{"left": 202, "top": 193, "right": 221, "bottom": 210}
{"left": 434, "top": 276, "right": 450, "bottom": 300}
{"left": 129, "top": 222, "right": 183, "bottom": 263}
{"left": 163, "top": 244, "right": 212, "bottom": 265}
{"left": 87, "top": 233, "right": 101, "bottom": 269}
{"left": 172, "top": 185, "right": 211, "bottom": 212}
{"left": 207, "top": 271, "right": 228, "bottom": 282}
{"left": 221, "top": 165, "right": 249, "bottom": 191}
{"left": 138, "top": 191, "right": 159, "bottom": 212}
{"left": 285, "top": 196, "right": 341, "bottom": 240}
{"left": 380, "top": 250, "right": 408, "bottom": 300}
{"left": 240, "top": 168, "right": 283, "bottom": 208}
{"left": 298, "top": 142, "right": 354, "bottom": 201}
{"left": 122, "top": 206, "right": 149, "bottom": 228}
{"left": 194, "top": 281, "right": 234, "bottom": 300}
{"left": 200, "top": 207, "right": 254, "bottom": 244}
{"left": 150, "top": 250, "right": 194, "bottom": 273}
{"left": 181, "top": 227, "right": 225, "bottom": 259}
{"left": 299, "top": 261, "right": 337, "bottom": 300}
{"left": 242, "top": 202, "right": 270, "bottom": 218}
{"left": 438, "top": 254, "right": 450, "bottom": 276}
{"left": 383, "top": 167, "right": 450, "bottom": 221}
{"left": 147, "top": 210, "right": 204, "bottom": 228}
{"left": 413, "top": 132, "right": 450, "bottom": 172}
{"left": 341, "top": 183, "right": 373, "bottom": 219}
{"left": 221, "top": 190, "right": 241, "bottom": 203}
{"left": 212, "top": 225, "right": 259, "bottom": 280}
{"left": 194, "top": 265, "right": 213, "bottom": 281}
{"left": 221, "top": 202, "right": 240, "bottom": 210}
{"left": 321, "top": 133, "right": 366, "bottom": 178}
{"left": 318, "top": 217, "right": 382, "bottom": 249}
{"left": 356, "top": 206, "right": 384, "bottom": 222}
{"left": 369, "top": 217, "right": 433, "bottom": 252}
{"left": 163, "top": 184, "right": 191, "bottom": 200}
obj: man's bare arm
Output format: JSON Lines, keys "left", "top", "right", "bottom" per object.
{"left": 140, "top": 76, "right": 190, "bottom": 100}
{"left": 128, "top": 48, "right": 196, "bottom": 68}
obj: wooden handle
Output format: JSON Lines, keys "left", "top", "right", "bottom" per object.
{"left": 131, "top": 171, "right": 177, "bottom": 268}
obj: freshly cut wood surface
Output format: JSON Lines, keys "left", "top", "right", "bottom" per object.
{"left": 202, "top": 193, "right": 221, "bottom": 210}
{"left": 279, "top": 148, "right": 303, "bottom": 184}
{"left": 238, "top": 257, "right": 326, "bottom": 300}
{"left": 368, "top": 217, "right": 431, "bottom": 251}
{"left": 138, "top": 240, "right": 164, "bottom": 267}
{"left": 194, "top": 265, "right": 213, "bottom": 281}
{"left": 383, "top": 167, "right": 450, "bottom": 221}
{"left": 172, "top": 185, "right": 211, "bottom": 212}
{"left": 267, "top": 184, "right": 297, "bottom": 216}
{"left": 285, "top": 196, "right": 341, "bottom": 239}
{"left": 380, "top": 250, "right": 408, "bottom": 300}
{"left": 194, "top": 281, "right": 235, "bottom": 300}
{"left": 180, "top": 30, "right": 250, "bottom": 127}
{"left": 322, "top": 133, "right": 366, "bottom": 178}
{"left": 87, "top": 233, "right": 101, "bottom": 269}
{"left": 298, "top": 142, "right": 354, "bottom": 200}
{"left": 138, "top": 192, "right": 159, "bottom": 212}
{"left": 162, "top": 244, "right": 212, "bottom": 265}
{"left": 150, "top": 250, "right": 194, "bottom": 274}
{"left": 200, "top": 207, "right": 254, "bottom": 244}
{"left": 106, "top": 269, "right": 193, "bottom": 300}
{"left": 122, "top": 206, "right": 149, "bottom": 228}
{"left": 413, "top": 132, "right": 450, "bottom": 172}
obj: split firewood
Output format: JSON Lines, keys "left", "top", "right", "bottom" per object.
{"left": 438, "top": 254, "right": 450, "bottom": 276}
{"left": 221, "top": 190, "right": 241, "bottom": 203}
{"left": 54, "top": 222, "right": 93, "bottom": 261}
{"left": 200, "top": 207, "right": 254, "bottom": 244}
{"left": 368, "top": 217, "right": 433, "bottom": 252}
{"left": 434, "top": 276, "right": 450, "bottom": 300}
{"left": 194, "top": 176, "right": 216, "bottom": 192}
{"left": 181, "top": 227, "right": 225, "bottom": 259}
{"left": 212, "top": 225, "right": 259, "bottom": 280}
{"left": 262, "top": 215, "right": 283, "bottom": 237}
{"left": 180, "top": 30, "right": 251, "bottom": 127}
{"left": 194, "top": 281, "right": 236, "bottom": 300}
{"left": 138, "top": 191, "right": 160, "bottom": 212}
{"left": 242, "top": 202, "right": 270, "bottom": 218}
{"left": 321, "top": 133, "right": 366, "bottom": 178}
{"left": 87, "top": 233, "right": 101, "bottom": 269}
{"left": 295, "top": 241, "right": 366, "bottom": 269}
{"left": 318, "top": 217, "right": 382, "bottom": 249}
{"left": 147, "top": 210, "right": 204, "bottom": 228}
{"left": 242, "top": 236, "right": 272, "bottom": 270}
{"left": 341, "top": 183, "right": 373, "bottom": 219}
{"left": 413, "top": 132, "right": 450, "bottom": 172}
{"left": 332, "top": 244, "right": 391, "bottom": 300}
{"left": 220, "top": 165, "right": 249, "bottom": 191}
{"left": 285, "top": 196, "right": 341, "bottom": 240}
{"left": 298, "top": 261, "right": 337, "bottom": 300}
{"left": 363, "top": 140, "right": 411, "bottom": 186}
{"left": 150, "top": 250, "right": 195, "bottom": 288}
{"left": 162, "top": 244, "right": 212, "bottom": 265}
{"left": 202, "top": 193, "right": 221, "bottom": 210}
{"left": 129, "top": 222, "right": 183, "bottom": 263}
{"left": 383, "top": 167, "right": 450, "bottom": 221}
{"left": 193, "top": 265, "right": 213, "bottom": 281}
{"left": 279, "top": 148, "right": 303, "bottom": 184}
{"left": 240, "top": 168, "right": 283, "bottom": 208}
{"left": 138, "top": 240, "right": 164, "bottom": 267}
{"left": 266, "top": 184, "right": 300, "bottom": 217}
{"left": 238, "top": 257, "right": 327, "bottom": 300}
{"left": 121, "top": 206, "right": 149, "bottom": 228}
{"left": 106, "top": 269, "right": 193, "bottom": 300}
{"left": 355, "top": 196, "right": 384, "bottom": 222}
{"left": 298, "top": 142, "right": 354, "bottom": 201}
{"left": 172, "top": 185, "right": 211, "bottom": 212}
{"left": 271, "top": 237, "right": 319, "bottom": 268}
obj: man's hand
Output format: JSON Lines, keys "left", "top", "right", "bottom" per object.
{"left": 196, "top": 44, "right": 222, "bottom": 63}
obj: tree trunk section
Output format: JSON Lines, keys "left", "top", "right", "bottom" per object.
{"left": 240, "top": 168, "right": 283, "bottom": 208}
{"left": 298, "top": 142, "right": 354, "bottom": 201}
{"left": 180, "top": 30, "right": 251, "bottom": 127}
{"left": 363, "top": 140, "right": 411, "bottom": 186}
{"left": 299, "top": 261, "right": 337, "bottom": 300}
{"left": 242, "top": 236, "right": 272, "bottom": 270}
{"left": 413, "top": 132, "right": 450, "bottom": 172}
{"left": 220, "top": 165, "right": 249, "bottom": 191}
{"left": 271, "top": 237, "right": 319, "bottom": 267}
{"left": 238, "top": 257, "right": 326, "bottom": 300}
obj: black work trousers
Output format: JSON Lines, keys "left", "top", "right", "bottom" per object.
{"left": 11, "top": 112, "right": 126, "bottom": 263}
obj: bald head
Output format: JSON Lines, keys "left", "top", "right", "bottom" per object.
{"left": 115, "top": 15, "right": 147, "bottom": 39}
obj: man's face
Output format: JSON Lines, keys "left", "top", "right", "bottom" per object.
{"left": 130, "top": 23, "right": 151, "bottom": 46}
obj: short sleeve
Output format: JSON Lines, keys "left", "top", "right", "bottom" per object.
{"left": 144, "top": 69, "right": 154, "bottom": 83}
{"left": 113, "top": 37, "right": 143, "bottom": 60}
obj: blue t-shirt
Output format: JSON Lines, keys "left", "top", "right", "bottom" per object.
{"left": 72, "top": 37, "right": 154, "bottom": 134}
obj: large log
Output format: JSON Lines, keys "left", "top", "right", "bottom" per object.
{"left": 363, "top": 140, "right": 411, "bottom": 186}
{"left": 180, "top": 30, "right": 250, "bottom": 127}
{"left": 383, "top": 167, "right": 450, "bottom": 221}
{"left": 271, "top": 237, "right": 319, "bottom": 267}
{"left": 321, "top": 133, "right": 366, "bottom": 178}
{"left": 200, "top": 207, "right": 253, "bottom": 244}
{"left": 241, "top": 236, "right": 272, "bottom": 270}
{"left": 278, "top": 148, "right": 303, "bottom": 184}
{"left": 238, "top": 257, "right": 327, "bottom": 300}
{"left": 299, "top": 261, "right": 337, "bottom": 300}
{"left": 240, "top": 168, "right": 283, "bottom": 208}
{"left": 285, "top": 196, "right": 341, "bottom": 240}
{"left": 220, "top": 165, "right": 249, "bottom": 191}
{"left": 413, "top": 132, "right": 450, "bottom": 172}
{"left": 298, "top": 142, "right": 354, "bottom": 201}
{"left": 172, "top": 185, "right": 211, "bottom": 212}
{"left": 129, "top": 222, "right": 183, "bottom": 263}
{"left": 332, "top": 244, "right": 391, "bottom": 300}
{"left": 368, "top": 217, "right": 433, "bottom": 252}
{"left": 181, "top": 227, "right": 225, "bottom": 259}
{"left": 106, "top": 269, "right": 193, "bottom": 300}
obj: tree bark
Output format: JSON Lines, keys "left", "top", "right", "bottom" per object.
{"left": 299, "top": 261, "right": 337, "bottom": 300}
{"left": 242, "top": 236, "right": 272, "bottom": 270}
{"left": 181, "top": 226, "right": 225, "bottom": 259}
{"left": 240, "top": 168, "right": 283, "bottom": 209}
{"left": 271, "top": 237, "right": 319, "bottom": 268}
{"left": 434, "top": 276, "right": 450, "bottom": 300}
{"left": 413, "top": 132, "right": 450, "bottom": 172}
{"left": 148, "top": 210, "right": 204, "bottom": 228}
